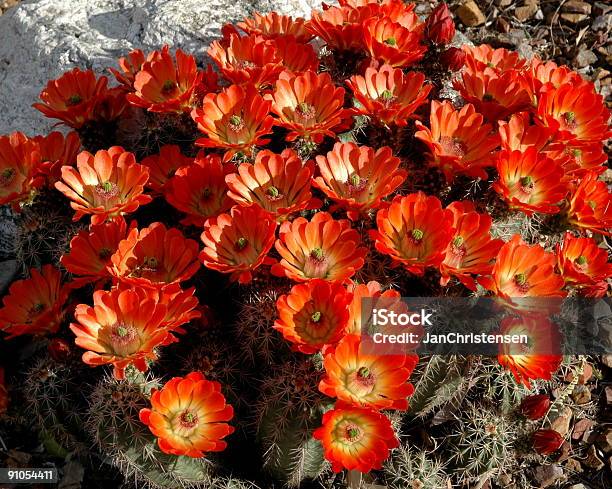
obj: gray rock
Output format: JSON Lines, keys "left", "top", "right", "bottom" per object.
{"left": 573, "top": 49, "right": 598, "bottom": 69}
{"left": 532, "top": 464, "right": 565, "bottom": 488}
{"left": 0, "top": 0, "right": 323, "bottom": 136}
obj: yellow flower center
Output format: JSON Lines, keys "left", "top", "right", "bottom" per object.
{"left": 229, "top": 114, "right": 245, "bottom": 132}
{"left": 344, "top": 423, "right": 363, "bottom": 443}
{"left": 296, "top": 102, "right": 316, "bottom": 120}
{"left": 310, "top": 311, "right": 322, "bottom": 323}
{"left": 411, "top": 229, "right": 424, "bottom": 242}
{"left": 514, "top": 273, "right": 530, "bottom": 293}
{"left": 95, "top": 181, "right": 119, "bottom": 199}
{"left": 179, "top": 410, "right": 199, "bottom": 429}
{"left": 266, "top": 186, "right": 281, "bottom": 200}
{"left": 109, "top": 323, "right": 139, "bottom": 356}
{"left": 310, "top": 247, "right": 324, "bottom": 261}
{"left": 381, "top": 89, "right": 394, "bottom": 100}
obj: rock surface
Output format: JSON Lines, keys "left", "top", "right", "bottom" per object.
{"left": 0, "top": 0, "right": 322, "bottom": 136}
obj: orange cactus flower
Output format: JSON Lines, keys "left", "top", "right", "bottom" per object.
{"left": 165, "top": 153, "right": 234, "bottom": 227}
{"left": 498, "top": 112, "right": 554, "bottom": 153}
{"left": 307, "top": 4, "right": 373, "bottom": 52}
{"left": 454, "top": 69, "right": 532, "bottom": 122}
{"left": 192, "top": 84, "right": 274, "bottom": 161}
{"left": 0, "top": 132, "right": 42, "bottom": 208}
{"left": 496, "top": 315, "right": 562, "bottom": 389}
{"left": 313, "top": 142, "right": 406, "bottom": 220}
{"left": 313, "top": 403, "right": 398, "bottom": 473}
{"left": 238, "top": 12, "right": 313, "bottom": 42}
{"left": 268, "top": 70, "right": 350, "bottom": 143}
{"left": 110, "top": 49, "right": 146, "bottom": 90}
{"left": 463, "top": 45, "right": 526, "bottom": 75}
{"left": 526, "top": 58, "right": 586, "bottom": 95}
{"left": 32, "top": 131, "right": 81, "bottom": 187}
{"left": 126, "top": 46, "right": 202, "bottom": 113}
{"left": 363, "top": 17, "right": 427, "bottom": 68}
{"left": 346, "top": 281, "right": 401, "bottom": 335}
{"left": 225, "top": 149, "right": 318, "bottom": 219}
{"left": 55, "top": 147, "right": 151, "bottom": 225}
{"left": 199, "top": 204, "right": 277, "bottom": 283}
{"left": 536, "top": 82, "right": 611, "bottom": 144}
{"left": 545, "top": 142, "right": 607, "bottom": 179}
{"left": 140, "top": 145, "right": 194, "bottom": 194}
{"left": 33, "top": 68, "right": 108, "bottom": 128}
{"left": 370, "top": 193, "right": 454, "bottom": 275}
{"left": 62, "top": 218, "right": 134, "bottom": 283}
{"left": 556, "top": 232, "right": 612, "bottom": 290}
{"left": 414, "top": 101, "right": 499, "bottom": 181}
{"left": 272, "top": 211, "right": 367, "bottom": 282}
{"left": 273, "top": 37, "right": 320, "bottom": 75}
{"left": 0, "top": 265, "right": 69, "bottom": 339}
{"left": 70, "top": 287, "right": 172, "bottom": 379}
{"left": 567, "top": 172, "right": 612, "bottom": 236}
{"left": 480, "top": 235, "right": 566, "bottom": 302}
{"left": 110, "top": 222, "right": 200, "bottom": 289}
{"left": 346, "top": 64, "right": 431, "bottom": 126}
{"left": 440, "top": 201, "right": 503, "bottom": 290}
{"left": 139, "top": 372, "right": 234, "bottom": 458}
{"left": 493, "top": 148, "right": 568, "bottom": 215}
{"left": 319, "top": 334, "right": 417, "bottom": 410}
{"left": 274, "top": 279, "right": 352, "bottom": 354}
{"left": 0, "top": 367, "right": 8, "bottom": 416}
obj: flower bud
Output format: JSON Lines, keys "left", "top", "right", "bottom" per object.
{"left": 440, "top": 47, "right": 466, "bottom": 71}
{"left": 48, "top": 338, "right": 72, "bottom": 362}
{"left": 520, "top": 394, "right": 550, "bottom": 420}
{"left": 425, "top": 3, "right": 456, "bottom": 45}
{"left": 532, "top": 429, "right": 564, "bottom": 455}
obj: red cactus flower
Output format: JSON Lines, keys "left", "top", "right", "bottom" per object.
{"left": 313, "top": 403, "right": 398, "bottom": 473}
{"left": 493, "top": 148, "right": 568, "bottom": 215}
{"left": 463, "top": 45, "right": 526, "bottom": 74}
{"left": 140, "top": 145, "right": 194, "bottom": 194}
{"left": 48, "top": 338, "right": 73, "bottom": 363}
{"left": 440, "top": 201, "right": 503, "bottom": 290}
{"left": 520, "top": 394, "right": 550, "bottom": 420}
{"left": 110, "top": 49, "right": 146, "bottom": 90}
{"left": 498, "top": 112, "right": 554, "bottom": 153}
{"left": 32, "top": 131, "right": 81, "bottom": 187}
{"left": 0, "top": 368, "right": 8, "bottom": 416}
{"left": 155, "top": 284, "right": 201, "bottom": 333}
{"left": 268, "top": 70, "right": 350, "bottom": 143}
{"left": 556, "top": 232, "right": 612, "bottom": 289}
{"left": 567, "top": 172, "right": 612, "bottom": 235}
{"left": 414, "top": 100, "right": 499, "bottom": 181}
{"left": 363, "top": 16, "right": 427, "bottom": 68}
{"left": 225, "top": 149, "right": 317, "bottom": 219}
{"left": 110, "top": 222, "right": 200, "bottom": 289}
{"left": 370, "top": 193, "right": 454, "bottom": 275}
{"left": 273, "top": 37, "right": 320, "bottom": 74}
{"left": 274, "top": 279, "right": 352, "bottom": 354}
{"left": 208, "top": 34, "right": 282, "bottom": 89}
{"left": 0, "top": 265, "right": 69, "bottom": 339}
{"left": 271, "top": 211, "right": 367, "bottom": 282}
{"left": 532, "top": 429, "right": 564, "bottom": 455}
{"left": 165, "top": 153, "right": 234, "bottom": 227}
{"left": 199, "top": 204, "right": 277, "bottom": 283}
{"left": 526, "top": 58, "right": 587, "bottom": 95}
{"left": 346, "top": 281, "right": 401, "bottom": 335}
{"left": 497, "top": 314, "right": 562, "bottom": 389}
{"left": 0, "top": 132, "right": 42, "bottom": 208}
{"left": 545, "top": 141, "right": 607, "bottom": 179}
{"left": 237, "top": 12, "right": 313, "bottom": 43}
{"left": 70, "top": 287, "right": 172, "bottom": 379}
{"left": 319, "top": 334, "right": 417, "bottom": 410}
{"left": 55, "top": 147, "right": 151, "bottom": 225}
{"left": 62, "top": 218, "right": 134, "bottom": 283}
{"left": 346, "top": 64, "right": 431, "bottom": 127}
{"left": 439, "top": 47, "right": 466, "bottom": 71}
{"left": 33, "top": 68, "right": 108, "bottom": 128}
{"left": 313, "top": 142, "right": 406, "bottom": 220}
{"left": 139, "top": 372, "right": 234, "bottom": 458}
{"left": 307, "top": 4, "right": 373, "bottom": 52}
{"left": 191, "top": 84, "right": 274, "bottom": 161}
{"left": 126, "top": 46, "right": 202, "bottom": 113}
{"left": 424, "top": 2, "right": 455, "bottom": 45}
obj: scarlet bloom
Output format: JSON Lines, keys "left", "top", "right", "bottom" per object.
{"left": 363, "top": 17, "right": 427, "bottom": 68}
{"left": 199, "top": 204, "right": 277, "bottom": 283}
{"left": 497, "top": 315, "right": 562, "bottom": 388}
{"left": 313, "top": 403, "right": 398, "bottom": 473}
{"left": 273, "top": 37, "right": 320, "bottom": 75}
{"left": 313, "top": 142, "right": 406, "bottom": 220}
{"left": 546, "top": 141, "right": 607, "bottom": 179}
{"left": 567, "top": 172, "right": 612, "bottom": 235}
{"left": 140, "top": 145, "right": 194, "bottom": 194}
{"left": 440, "top": 201, "right": 503, "bottom": 290}
{"left": 111, "top": 222, "right": 200, "bottom": 288}
{"left": 268, "top": 70, "right": 349, "bottom": 143}
{"left": 498, "top": 112, "right": 554, "bottom": 153}
{"left": 370, "top": 193, "right": 454, "bottom": 275}
{"left": 110, "top": 49, "right": 146, "bottom": 89}
{"left": 520, "top": 394, "right": 550, "bottom": 420}
{"left": 165, "top": 153, "right": 234, "bottom": 227}
{"left": 70, "top": 287, "right": 172, "bottom": 379}
{"left": 463, "top": 45, "right": 526, "bottom": 75}
{"left": 439, "top": 47, "right": 465, "bottom": 72}
{"left": 272, "top": 212, "right": 367, "bottom": 282}
{"left": 0, "top": 368, "right": 8, "bottom": 416}
{"left": 493, "top": 148, "right": 568, "bottom": 215}
{"left": 320, "top": 334, "right": 417, "bottom": 410}
{"left": 55, "top": 147, "right": 151, "bottom": 225}
{"left": 192, "top": 84, "right": 274, "bottom": 161}
{"left": 556, "top": 232, "right": 612, "bottom": 289}
{"left": 346, "top": 64, "right": 431, "bottom": 127}
{"left": 424, "top": 2, "right": 455, "bottom": 45}
{"left": 225, "top": 149, "right": 317, "bottom": 219}
{"left": 154, "top": 285, "right": 201, "bottom": 333}
{"left": 532, "top": 429, "right": 564, "bottom": 455}
{"left": 237, "top": 12, "right": 313, "bottom": 43}
{"left": 139, "top": 372, "right": 234, "bottom": 458}
{"left": 307, "top": 4, "right": 373, "bottom": 52}
{"left": 33, "top": 68, "right": 108, "bottom": 128}
{"left": 0, "top": 265, "right": 69, "bottom": 339}
{"left": 127, "top": 46, "right": 202, "bottom": 113}
{"left": 414, "top": 101, "right": 499, "bottom": 181}
{"left": 32, "top": 131, "right": 81, "bottom": 186}
{"left": 62, "top": 218, "right": 134, "bottom": 283}
{"left": 346, "top": 281, "right": 401, "bottom": 335}
{"left": 480, "top": 235, "right": 566, "bottom": 302}
{"left": 274, "top": 280, "right": 352, "bottom": 354}
{"left": 0, "top": 132, "right": 42, "bottom": 207}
